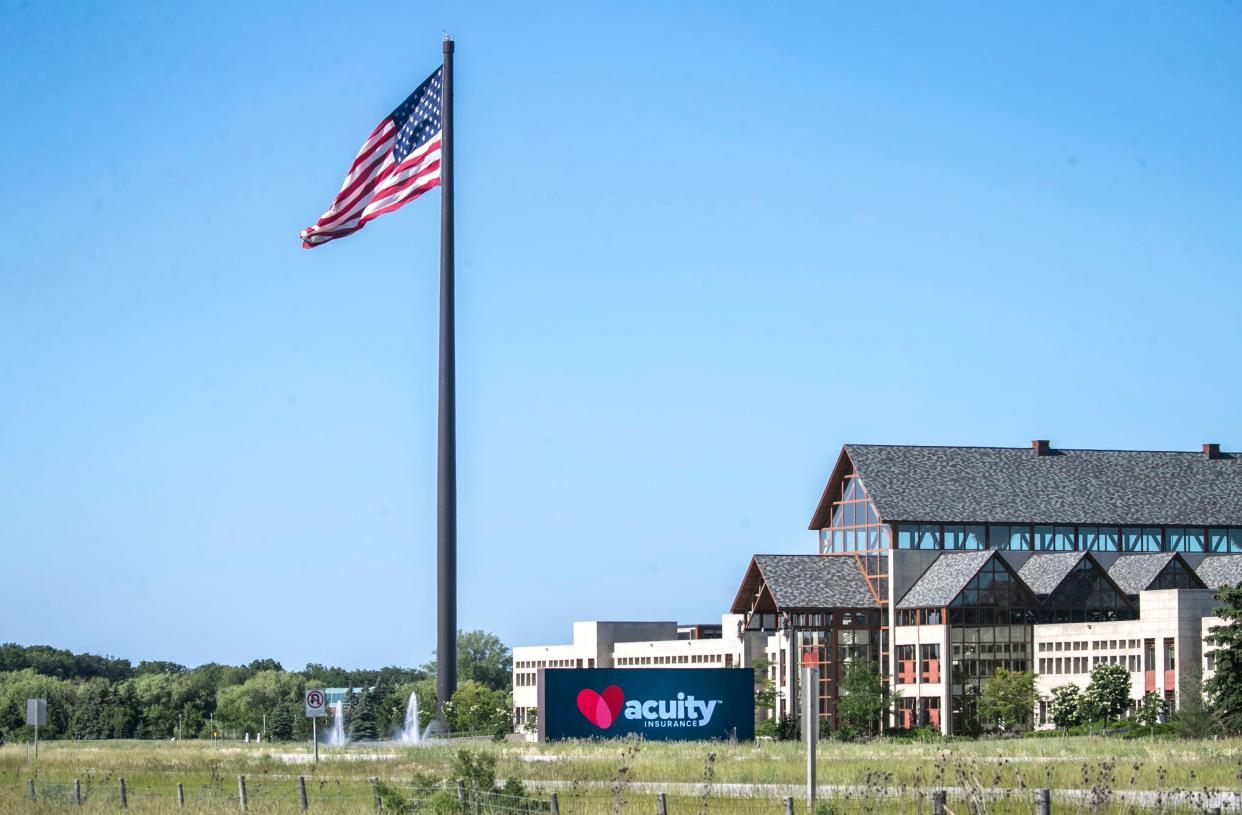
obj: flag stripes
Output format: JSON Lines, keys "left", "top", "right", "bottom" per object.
{"left": 300, "top": 67, "right": 444, "bottom": 248}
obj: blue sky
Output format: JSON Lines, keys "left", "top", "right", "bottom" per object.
{"left": 2, "top": 2, "right": 1240, "bottom": 670}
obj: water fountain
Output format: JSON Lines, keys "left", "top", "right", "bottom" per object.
{"left": 328, "top": 700, "right": 346, "bottom": 747}
{"left": 399, "top": 691, "right": 424, "bottom": 745}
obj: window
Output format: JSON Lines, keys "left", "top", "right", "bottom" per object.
{"left": 1079, "top": 527, "right": 1121, "bottom": 551}
{"left": 1150, "top": 558, "right": 1201, "bottom": 590}
{"left": 1168, "top": 528, "right": 1205, "bottom": 553}
{"left": 988, "top": 525, "right": 1032, "bottom": 550}
{"left": 946, "top": 557, "right": 1037, "bottom": 732}
{"left": 823, "top": 475, "right": 890, "bottom": 556}
{"left": 944, "top": 525, "right": 985, "bottom": 550}
{"left": 917, "top": 525, "right": 941, "bottom": 549}
{"left": 920, "top": 644, "right": 940, "bottom": 682}
{"left": 1034, "top": 526, "right": 1076, "bottom": 551}
{"left": 1123, "top": 527, "right": 1163, "bottom": 552}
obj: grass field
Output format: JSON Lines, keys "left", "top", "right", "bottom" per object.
{"left": 1, "top": 737, "right": 1239, "bottom": 814}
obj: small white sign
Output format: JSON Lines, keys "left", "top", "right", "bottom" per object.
{"left": 305, "top": 689, "right": 327, "bottom": 718}
{"left": 26, "top": 699, "right": 47, "bottom": 727}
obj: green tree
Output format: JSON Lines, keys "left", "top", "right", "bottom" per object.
{"left": 445, "top": 680, "right": 511, "bottom": 736}
{"left": 0, "top": 669, "right": 77, "bottom": 739}
{"left": 106, "top": 681, "right": 140, "bottom": 738}
{"left": 215, "top": 670, "right": 303, "bottom": 737}
{"left": 70, "top": 678, "right": 112, "bottom": 740}
{"left": 977, "top": 668, "right": 1036, "bottom": 732}
{"left": 1134, "top": 690, "right": 1165, "bottom": 732}
{"left": 134, "top": 661, "right": 187, "bottom": 676}
{"left": 1173, "top": 662, "right": 1217, "bottom": 737}
{"left": 269, "top": 701, "right": 295, "bottom": 741}
{"left": 424, "top": 631, "right": 512, "bottom": 693}
{"left": 752, "top": 657, "right": 776, "bottom": 724}
{"left": 1047, "top": 684, "right": 1082, "bottom": 732}
{"left": 128, "top": 672, "right": 195, "bottom": 738}
{"left": 836, "top": 658, "right": 886, "bottom": 736}
{"left": 349, "top": 688, "right": 381, "bottom": 741}
{"left": 1206, "top": 584, "right": 1242, "bottom": 734}
{"left": 1082, "top": 662, "right": 1132, "bottom": 725}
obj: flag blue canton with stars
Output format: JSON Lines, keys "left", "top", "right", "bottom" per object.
{"left": 391, "top": 67, "right": 443, "bottom": 164}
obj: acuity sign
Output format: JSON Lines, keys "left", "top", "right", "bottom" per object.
{"left": 538, "top": 668, "right": 754, "bottom": 741}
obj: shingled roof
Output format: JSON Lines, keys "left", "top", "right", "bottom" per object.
{"left": 809, "top": 444, "right": 1242, "bottom": 528}
{"left": 1018, "top": 552, "right": 1090, "bottom": 595}
{"left": 1106, "top": 553, "right": 1181, "bottom": 595}
{"left": 731, "top": 555, "right": 879, "bottom": 611}
{"left": 897, "top": 551, "right": 996, "bottom": 609}
{"left": 1195, "top": 555, "right": 1242, "bottom": 590}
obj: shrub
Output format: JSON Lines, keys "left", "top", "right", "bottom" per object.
{"left": 774, "top": 714, "right": 800, "bottom": 741}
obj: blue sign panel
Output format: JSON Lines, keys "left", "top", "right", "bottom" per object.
{"left": 538, "top": 668, "right": 754, "bottom": 741}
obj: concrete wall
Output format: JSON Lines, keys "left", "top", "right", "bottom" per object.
{"left": 1032, "top": 588, "right": 1216, "bottom": 726}
{"left": 512, "top": 615, "right": 756, "bottom": 738}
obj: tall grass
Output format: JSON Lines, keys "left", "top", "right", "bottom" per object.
{"left": 0, "top": 736, "right": 1237, "bottom": 813}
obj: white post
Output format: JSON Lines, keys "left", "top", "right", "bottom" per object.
{"left": 803, "top": 665, "right": 818, "bottom": 813}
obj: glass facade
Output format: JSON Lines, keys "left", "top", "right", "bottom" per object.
{"left": 1148, "top": 558, "right": 1201, "bottom": 591}
{"left": 1036, "top": 559, "right": 1136, "bottom": 623}
{"left": 946, "top": 557, "right": 1037, "bottom": 734}
{"left": 818, "top": 474, "right": 890, "bottom": 606}
{"left": 819, "top": 475, "right": 891, "bottom": 554}
{"left": 879, "top": 523, "right": 1242, "bottom": 552}
{"left": 791, "top": 610, "right": 882, "bottom": 729}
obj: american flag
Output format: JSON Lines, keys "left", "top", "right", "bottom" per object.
{"left": 300, "top": 67, "right": 444, "bottom": 248}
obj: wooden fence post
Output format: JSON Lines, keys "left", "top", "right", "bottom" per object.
{"left": 298, "top": 776, "right": 309, "bottom": 811}
{"left": 177, "top": 782, "right": 185, "bottom": 809}
{"left": 28, "top": 779, "right": 36, "bottom": 803}
{"left": 74, "top": 778, "right": 82, "bottom": 806}
{"left": 371, "top": 777, "right": 381, "bottom": 810}
{"left": 550, "top": 792, "right": 559, "bottom": 815}
{"left": 932, "top": 790, "right": 945, "bottom": 815}
{"left": 784, "top": 796, "right": 794, "bottom": 815}
{"left": 657, "top": 792, "right": 667, "bottom": 815}
{"left": 456, "top": 779, "right": 466, "bottom": 804}
{"left": 238, "top": 775, "right": 248, "bottom": 811}
{"left": 1035, "top": 789, "right": 1050, "bottom": 815}
{"left": 119, "top": 778, "right": 128, "bottom": 809}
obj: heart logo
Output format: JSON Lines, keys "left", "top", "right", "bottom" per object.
{"left": 576, "top": 685, "right": 624, "bottom": 729}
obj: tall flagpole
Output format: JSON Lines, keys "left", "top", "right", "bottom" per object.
{"left": 436, "top": 34, "right": 457, "bottom": 725}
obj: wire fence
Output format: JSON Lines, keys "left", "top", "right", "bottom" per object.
{"left": 8, "top": 779, "right": 1237, "bottom": 815}
{"left": 13, "top": 778, "right": 557, "bottom": 813}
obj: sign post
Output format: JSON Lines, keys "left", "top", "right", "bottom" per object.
{"left": 801, "top": 665, "right": 818, "bottom": 813}
{"left": 305, "top": 690, "right": 326, "bottom": 764}
{"left": 26, "top": 699, "right": 46, "bottom": 759}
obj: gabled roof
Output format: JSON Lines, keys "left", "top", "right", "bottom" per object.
{"left": 809, "top": 444, "right": 1242, "bottom": 528}
{"left": 1195, "top": 555, "right": 1242, "bottom": 590}
{"left": 896, "top": 550, "right": 996, "bottom": 609}
{"left": 1018, "top": 552, "right": 1090, "bottom": 595}
{"left": 730, "top": 555, "right": 878, "bottom": 612}
{"left": 1106, "top": 553, "right": 1204, "bottom": 594}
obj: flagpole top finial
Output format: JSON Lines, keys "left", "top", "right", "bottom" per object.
{"left": 443, "top": 32, "right": 454, "bottom": 53}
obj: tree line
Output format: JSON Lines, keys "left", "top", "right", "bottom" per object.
{"left": 0, "top": 631, "right": 513, "bottom": 742}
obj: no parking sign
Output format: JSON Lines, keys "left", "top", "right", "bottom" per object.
{"left": 305, "top": 689, "right": 327, "bottom": 718}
